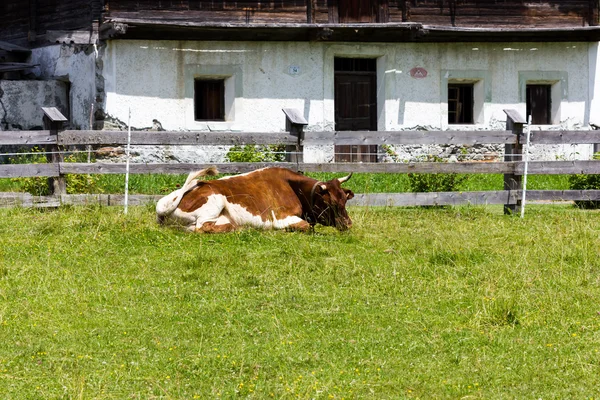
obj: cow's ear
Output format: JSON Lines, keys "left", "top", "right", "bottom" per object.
{"left": 344, "top": 189, "right": 355, "bottom": 200}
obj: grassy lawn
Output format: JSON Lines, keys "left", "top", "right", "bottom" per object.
{"left": 1, "top": 205, "right": 599, "bottom": 398}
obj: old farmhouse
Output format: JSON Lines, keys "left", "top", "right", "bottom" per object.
{"left": 2, "top": 1, "right": 600, "bottom": 162}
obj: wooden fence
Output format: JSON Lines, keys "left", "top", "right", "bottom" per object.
{"left": 1, "top": 108, "right": 600, "bottom": 211}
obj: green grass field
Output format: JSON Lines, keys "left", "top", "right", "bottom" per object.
{"left": 1, "top": 204, "right": 599, "bottom": 399}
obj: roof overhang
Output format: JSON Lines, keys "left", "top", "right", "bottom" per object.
{"left": 100, "top": 19, "right": 600, "bottom": 43}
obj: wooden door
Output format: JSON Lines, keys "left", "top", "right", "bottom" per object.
{"left": 334, "top": 58, "right": 377, "bottom": 163}
{"left": 526, "top": 84, "right": 551, "bottom": 124}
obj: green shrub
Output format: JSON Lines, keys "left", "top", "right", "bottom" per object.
{"left": 567, "top": 152, "right": 600, "bottom": 209}
{"left": 9, "top": 147, "right": 50, "bottom": 196}
{"left": 63, "top": 153, "right": 101, "bottom": 194}
{"left": 407, "top": 155, "right": 469, "bottom": 193}
{"left": 225, "top": 144, "right": 287, "bottom": 163}
{"left": 10, "top": 147, "right": 100, "bottom": 195}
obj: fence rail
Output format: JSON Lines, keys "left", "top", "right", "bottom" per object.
{"left": 1, "top": 108, "right": 600, "bottom": 211}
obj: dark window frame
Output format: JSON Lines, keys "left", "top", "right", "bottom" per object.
{"left": 448, "top": 83, "right": 474, "bottom": 124}
{"left": 526, "top": 84, "right": 552, "bottom": 125}
{"left": 194, "top": 78, "right": 225, "bottom": 121}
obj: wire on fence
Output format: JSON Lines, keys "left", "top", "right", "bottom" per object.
{"left": 0, "top": 148, "right": 526, "bottom": 160}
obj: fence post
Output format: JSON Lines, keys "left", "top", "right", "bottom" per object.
{"left": 42, "top": 107, "right": 68, "bottom": 196}
{"left": 503, "top": 109, "right": 526, "bottom": 215}
{"left": 282, "top": 108, "right": 308, "bottom": 170}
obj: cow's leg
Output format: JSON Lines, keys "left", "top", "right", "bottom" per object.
{"left": 197, "top": 221, "right": 236, "bottom": 233}
{"left": 285, "top": 220, "right": 311, "bottom": 232}
{"left": 189, "top": 195, "right": 230, "bottom": 233}
{"left": 196, "top": 214, "right": 237, "bottom": 233}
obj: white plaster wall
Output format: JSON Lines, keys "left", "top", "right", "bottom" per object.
{"left": 104, "top": 40, "right": 325, "bottom": 132}
{"left": 30, "top": 44, "right": 98, "bottom": 130}
{"left": 103, "top": 40, "right": 597, "bottom": 161}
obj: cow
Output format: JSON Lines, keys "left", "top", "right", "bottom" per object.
{"left": 156, "top": 166, "right": 354, "bottom": 233}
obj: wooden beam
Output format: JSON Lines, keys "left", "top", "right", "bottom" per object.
{"left": 524, "top": 160, "right": 600, "bottom": 175}
{"left": 328, "top": 0, "right": 339, "bottom": 23}
{"left": 300, "top": 162, "right": 515, "bottom": 174}
{"left": 503, "top": 110, "right": 524, "bottom": 214}
{"left": 59, "top": 162, "right": 300, "bottom": 175}
{"left": 303, "top": 130, "right": 516, "bottom": 145}
{"left": 0, "top": 131, "right": 56, "bottom": 145}
{"left": 58, "top": 130, "right": 298, "bottom": 146}
{"left": 5, "top": 190, "right": 599, "bottom": 210}
{"left": 307, "top": 0, "right": 316, "bottom": 23}
{"left": 0, "top": 164, "right": 59, "bottom": 178}
{"left": 530, "top": 130, "right": 600, "bottom": 144}
{"left": 353, "top": 191, "right": 520, "bottom": 206}
{"left": 28, "top": 0, "right": 37, "bottom": 42}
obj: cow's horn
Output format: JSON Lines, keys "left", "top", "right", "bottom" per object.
{"left": 337, "top": 173, "right": 353, "bottom": 184}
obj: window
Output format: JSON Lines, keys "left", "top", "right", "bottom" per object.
{"left": 448, "top": 84, "right": 474, "bottom": 124}
{"left": 194, "top": 79, "right": 225, "bottom": 121}
{"left": 526, "top": 84, "right": 551, "bottom": 124}
{"left": 442, "top": 71, "right": 489, "bottom": 127}
{"left": 519, "top": 72, "right": 566, "bottom": 126}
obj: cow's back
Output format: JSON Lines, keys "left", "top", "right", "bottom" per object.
{"left": 178, "top": 167, "right": 304, "bottom": 223}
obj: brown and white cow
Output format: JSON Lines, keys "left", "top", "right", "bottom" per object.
{"left": 156, "top": 167, "right": 354, "bottom": 233}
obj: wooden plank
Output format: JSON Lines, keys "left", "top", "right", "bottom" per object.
{"left": 524, "top": 160, "right": 600, "bottom": 175}
{"left": 59, "top": 162, "right": 299, "bottom": 175}
{"left": 282, "top": 108, "right": 308, "bottom": 125}
{"left": 0, "top": 131, "right": 56, "bottom": 145}
{"left": 58, "top": 130, "right": 298, "bottom": 145}
{"left": 503, "top": 109, "right": 527, "bottom": 124}
{"left": 300, "top": 162, "right": 516, "bottom": 174}
{"left": 50, "top": 160, "right": 600, "bottom": 178}
{"left": 59, "top": 194, "right": 161, "bottom": 206}
{"left": 0, "top": 41, "right": 31, "bottom": 53}
{"left": 351, "top": 190, "right": 600, "bottom": 207}
{"left": 0, "top": 192, "right": 59, "bottom": 208}
{"left": 0, "top": 192, "right": 33, "bottom": 207}
{"left": 353, "top": 191, "right": 520, "bottom": 206}
{"left": 106, "top": 194, "right": 163, "bottom": 206}
{"left": 0, "top": 62, "right": 38, "bottom": 73}
{"left": 530, "top": 130, "right": 600, "bottom": 145}
{"left": 58, "top": 161, "right": 514, "bottom": 175}
{"left": 41, "top": 107, "right": 68, "bottom": 122}
{"left": 527, "top": 190, "right": 600, "bottom": 202}
{"left": 0, "top": 163, "right": 59, "bottom": 178}
{"left": 2, "top": 190, "right": 599, "bottom": 209}
{"left": 59, "top": 194, "right": 110, "bottom": 206}
{"left": 503, "top": 114, "right": 523, "bottom": 214}
{"left": 303, "top": 130, "right": 516, "bottom": 145}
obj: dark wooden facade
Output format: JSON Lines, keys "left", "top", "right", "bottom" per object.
{"left": 102, "top": 0, "right": 598, "bottom": 27}
{"left": 0, "top": 0, "right": 103, "bottom": 45}
{"left": 1, "top": 0, "right": 600, "bottom": 46}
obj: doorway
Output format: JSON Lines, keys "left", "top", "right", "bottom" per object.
{"left": 334, "top": 57, "right": 378, "bottom": 163}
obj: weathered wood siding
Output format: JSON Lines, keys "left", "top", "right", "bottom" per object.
{"left": 399, "top": 0, "right": 597, "bottom": 27}
{"left": 105, "top": 0, "right": 318, "bottom": 23}
{"left": 0, "top": 0, "right": 102, "bottom": 45}
{"left": 103, "top": 0, "right": 598, "bottom": 27}
{"left": 1, "top": 0, "right": 598, "bottom": 45}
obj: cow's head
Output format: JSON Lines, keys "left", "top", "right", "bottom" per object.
{"left": 311, "top": 173, "right": 355, "bottom": 231}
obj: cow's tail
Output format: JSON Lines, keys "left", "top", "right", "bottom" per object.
{"left": 156, "top": 167, "right": 218, "bottom": 221}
